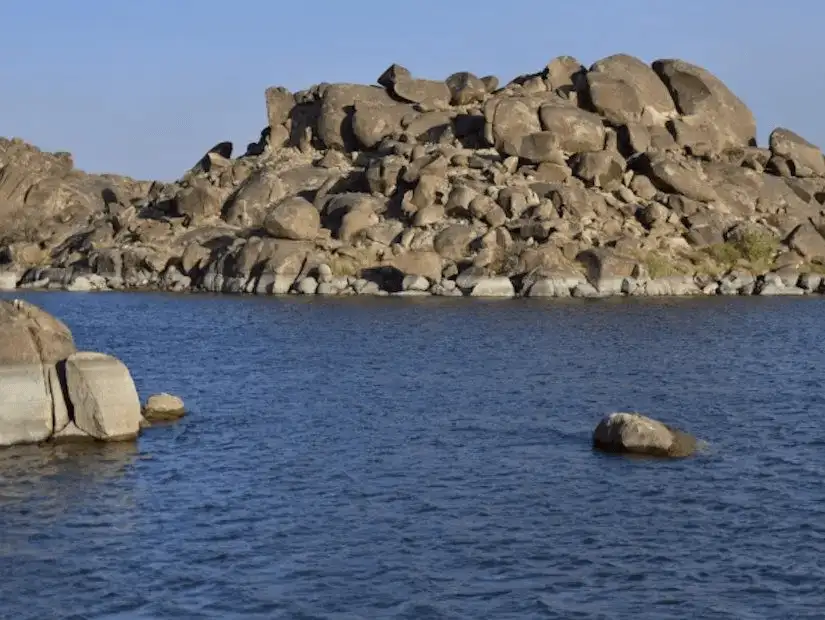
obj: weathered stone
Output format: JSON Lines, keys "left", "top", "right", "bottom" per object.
{"left": 388, "top": 251, "right": 444, "bottom": 281}
{"left": 787, "top": 222, "right": 825, "bottom": 261}
{"left": 433, "top": 225, "right": 477, "bottom": 260}
{"left": 175, "top": 180, "right": 225, "bottom": 220}
{"left": 223, "top": 168, "right": 285, "bottom": 228}
{"left": 0, "top": 299, "right": 76, "bottom": 366}
{"left": 65, "top": 352, "right": 142, "bottom": 441}
{"left": 544, "top": 56, "right": 585, "bottom": 90}
{"left": 572, "top": 151, "right": 626, "bottom": 189}
{"left": 769, "top": 128, "right": 825, "bottom": 178}
{"left": 485, "top": 99, "right": 542, "bottom": 152}
{"left": 143, "top": 393, "right": 186, "bottom": 422}
{"left": 576, "top": 248, "right": 636, "bottom": 283}
{"left": 378, "top": 64, "right": 451, "bottom": 107}
{"left": 652, "top": 59, "right": 756, "bottom": 149}
{"left": 318, "top": 84, "right": 402, "bottom": 151}
{"left": 402, "top": 274, "right": 430, "bottom": 292}
{"left": 593, "top": 412, "right": 698, "bottom": 457}
{"left": 263, "top": 197, "right": 320, "bottom": 241}
{"left": 265, "top": 86, "right": 295, "bottom": 132}
{"left": 589, "top": 54, "right": 677, "bottom": 118}
{"left": 0, "top": 364, "right": 53, "bottom": 446}
{"left": 638, "top": 152, "right": 718, "bottom": 203}
{"left": 538, "top": 105, "right": 606, "bottom": 153}
{"left": 0, "top": 271, "right": 20, "bottom": 290}
{"left": 583, "top": 72, "right": 643, "bottom": 125}
{"left": 446, "top": 72, "right": 487, "bottom": 105}
{"left": 469, "top": 276, "right": 515, "bottom": 297}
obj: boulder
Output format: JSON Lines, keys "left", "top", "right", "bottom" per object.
{"left": 64, "top": 352, "right": 143, "bottom": 441}
{"left": 0, "top": 364, "right": 53, "bottom": 446}
{"left": 0, "top": 299, "right": 76, "bottom": 365}
{"left": 433, "top": 224, "right": 477, "bottom": 260}
{"left": 589, "top": 54, "right": 677, "bottom": 118}
{"left": 652, "top": 58, "right": 756, "bottom": 149}
{"left": 143, "top": 393, "right": 186, "bottom": 422}
{"left": 0, "top": 271, "right": 19, "bottom": 290}
{"left": 445, "top": 71, "right": 487, "bottom": 105}
{"left": 263, "top": 197, "right": 321, "bottom": 241}
{"left": 769, "top": 128, "right": 825, "bottom": 178}
{"left": 469, "top": 276, "right": 515, "bottom": 298}
{"left": 583, "top": 72, "right": 643, "bottom": 125}
{"left": 538, "top": 105, "right": 606, "bottom": 154}
{"left": 593, "top": 412, "right": 698, "bottom": 457}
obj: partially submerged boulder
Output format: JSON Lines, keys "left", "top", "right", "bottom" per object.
{"left": 592, "top": 412, "right": 698, "bottom": 458}
{"left": 65, "top": 352, "right": 143, "bottom": 441}
{"left": 0, "top": 299, "right": 184, "bottom": 447}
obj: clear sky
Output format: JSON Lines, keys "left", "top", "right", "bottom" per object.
{"left": 0, "top": 1, "right": 820, "bottom": 181}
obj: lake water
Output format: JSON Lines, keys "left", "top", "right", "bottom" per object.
{"left": 1, "top": 291, "right": 824, "bottom": 619}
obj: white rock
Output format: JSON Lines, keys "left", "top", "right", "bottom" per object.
{"left": 65, "top": 352, "right": 142, "bottom": 441}
{"left": 527, "top": 277, "right": 581, "bottom": 298}
{"left": 402, "top": 275, "right": 430, "bottom": 292}
{"left": 296, "top": 277, "right": 318, "bottom": 295}
{"left": 0, "top": 364, "right": 53, "bottom": 446}
{"left": 470, "top": 276, "right": 515, "bottom": 298}
{"left": 0, "top": 271, "right": 19, "bottom": 290}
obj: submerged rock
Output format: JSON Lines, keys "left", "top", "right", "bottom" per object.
{"left": 592, "top": 412, "right": 698, "bottom": 458}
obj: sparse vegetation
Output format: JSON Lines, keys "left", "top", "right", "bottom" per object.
{"left": 704, "top": 231, "right": 779, "bottom": 271}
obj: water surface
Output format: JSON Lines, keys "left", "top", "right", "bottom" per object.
{"left": 1, "top": 291, "right": 824, "bottom": 619}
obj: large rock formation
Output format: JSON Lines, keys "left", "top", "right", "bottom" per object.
{"left": 2, "top": 53, "right": 825, "bottom": 298}
{"left": 0, "top": 299, "right": 182, "bottom": 447}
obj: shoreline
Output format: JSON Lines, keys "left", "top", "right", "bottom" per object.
{"left": 2, "top": 267, "right": 822, "bottom": 300}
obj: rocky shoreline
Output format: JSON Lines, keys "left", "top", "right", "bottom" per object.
{"left": 3, "top": 54, "right": 825, "bottom": 301}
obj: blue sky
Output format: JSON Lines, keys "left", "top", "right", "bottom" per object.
{"left": 0, "top": 1, "right": 821, "bottom": 180}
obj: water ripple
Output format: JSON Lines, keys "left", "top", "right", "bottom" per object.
{"left": 1, "top": 292, "right": 825, "bottom": 618}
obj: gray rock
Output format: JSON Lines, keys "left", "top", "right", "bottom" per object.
{"left": 589, "top": 54, "right": 677, "bottom": 118}
{"left": 584, "top": 72, "right": 643, "bottom": 125}
{"left": 64, "top": 352, "right": 142, "bottom": 441}
{"left": 538, "top": 105, "right": 606, "bottom": 153}
{"left": 264, "top": 196, "right": 321, "bottom": 241}
{"left": 445, "top": 72, "right": 487, "bottom": 105}
{"left": 572, "top": 151, "right": 626, "bottom": 190}
{"left": 769, "top": 128, "right": 825, "bottom": 177}
{"left": 652, "top": 58, "right": 756, "bottom": 149}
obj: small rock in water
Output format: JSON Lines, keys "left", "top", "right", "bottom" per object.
{"left": 592, "top": 412, "right": 698, "bottom": 458}
{"left": 143, "top": 393, "right": 186, "bottom": 422}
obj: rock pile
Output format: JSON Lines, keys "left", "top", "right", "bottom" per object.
{"left": 0, "top": 299, "right": 183, "bottom": 447}
{"left": 2, "top": 53, "right": 825, "bottom": 298}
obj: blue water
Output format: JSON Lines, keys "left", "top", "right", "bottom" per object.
{"left": 1, "top": 291, "right": 824, "bottom": 619}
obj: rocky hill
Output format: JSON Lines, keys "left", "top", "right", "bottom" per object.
{"left": 3, "top": 54, "right": 825, "bottom": 298}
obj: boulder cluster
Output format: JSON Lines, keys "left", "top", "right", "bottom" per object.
{"left": 0, "top": 299, "right": 184, "bottom": 447}
{"left": 3, "top": 54, "right": 825, "bottom": 298}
